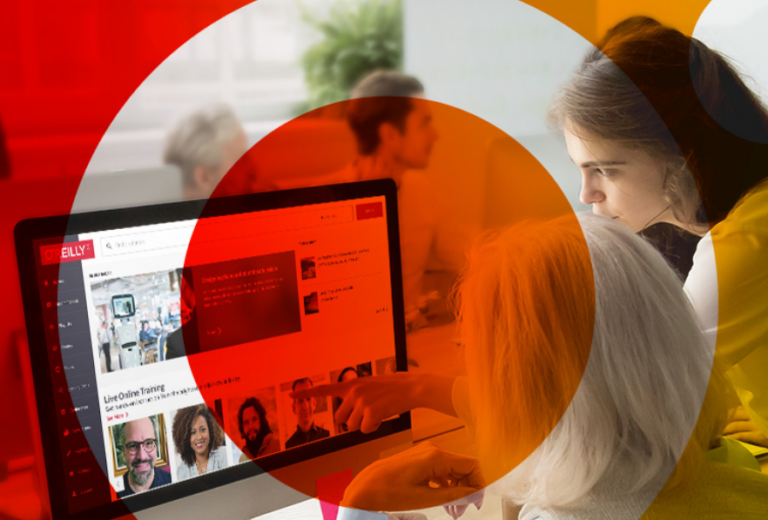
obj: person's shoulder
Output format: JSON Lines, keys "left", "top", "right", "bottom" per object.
{"left": 399, "top": 171, "right": 434, "bottom": 201}
{"left": 261, "top": 433, "right": 280, "bottom": 455}
{"left": 401, "top": 170, "right": 432, "bottom": 189}
{"left": 271, "top": 163, "right": 358, "bottom": 191}
{"left": 117, "top": 473, "right": 133, "bottom": 498}
{"left": 153, "top": 467, "right": 172, "bottom": 486}
{"left": 165, "top": 327, "right": 180, "bottom": 344}
{"left": 697, "top": 459, "right": 768, "bottom": 496}
{"left": 517, "top": 503, "right": 566, "bottom": 520}
{"left": 716, "top": 178, "right": 768, "bottom": 235}
{"left": 210, "top": 446, "right": 227, "bottom": 461}
{"left": 737, "top": 178, "right": 768, "bottom": 209}
{"left": 164, "top": 328, "right": 185, "bottom": 359}
{"left": 643, "top": 460, "right": 768, "bottom": 519}
{"left": 317, "top": 425, "right": 330, "bottom": 438}
{"left": 325, "top": 163, "right": 359, "bottom": 185}
{"left": 520, "top": 498, "right": 648, "bottom": 520}
{"left": 285, "top": 430, "right": 301, "bottom": 448}
{"left": 398, "top": 171, "right": 439, "bottom": 223}
{"left": 176, "top": 462, "right": 192, "bottom": 480}
{"left": 518, "top": 471, "right": 664, "bottom": 520}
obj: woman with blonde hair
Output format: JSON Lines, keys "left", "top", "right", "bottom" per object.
{"left": 457, "top": 214, "right": 728, "bottom": 518}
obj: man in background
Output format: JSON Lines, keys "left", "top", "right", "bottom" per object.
{"left": 335, "top": 71, "right": 453, "bottom": 326}
{"left": 285, "top": 378, "right": 330, "bottom": 449}
{"left": 163, "top": 103, "right": 257, "bottom": 200}
{"left": 340, "top": 71, "right": 438, "bottom": 189}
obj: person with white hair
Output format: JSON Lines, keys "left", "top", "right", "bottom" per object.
{"left": 295, "top": 213, "right": 768, "bottom": 519}
{"left": 163, "top": 103, "right": 256, "bottom": 200}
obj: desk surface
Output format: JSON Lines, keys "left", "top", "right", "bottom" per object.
{"left": 406, "top": 323, "right": 466, "bottom": 443}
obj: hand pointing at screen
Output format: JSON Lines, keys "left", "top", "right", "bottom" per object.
{"left": 290, "top": 373, "right": 457, "bottom": 434}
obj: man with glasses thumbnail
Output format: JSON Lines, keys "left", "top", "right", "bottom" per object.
{"left": 117, "top": 417, "right": 172, "bottom": 498}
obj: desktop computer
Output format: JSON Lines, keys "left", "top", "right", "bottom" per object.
{"left": 14, "top": 180, "right": 410, "bottom": 520}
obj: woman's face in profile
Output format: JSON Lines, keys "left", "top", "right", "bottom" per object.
{"left": 564, "top": 125, "right": 673, "bottom": 232}
{"left": 190, "top": 415, "right": 210, "bottom": 457}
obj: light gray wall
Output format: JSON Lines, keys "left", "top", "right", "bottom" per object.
{"left": 403, "top": 0, "right": 591, "bottom": 213}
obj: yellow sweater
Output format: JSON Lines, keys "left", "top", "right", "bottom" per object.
{"left": 685, "top": 180, "right": 768, "bottom": 436}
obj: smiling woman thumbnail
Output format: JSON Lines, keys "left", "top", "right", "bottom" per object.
{"left": 172, "top": 404, "right": 229, "bottom": 481}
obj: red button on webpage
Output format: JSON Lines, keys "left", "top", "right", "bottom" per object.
{"left": 40, "top": 240, "right": 95, "bottom": 266}
{"left": 356, "top": 202, "right": 383, "bottom": 220}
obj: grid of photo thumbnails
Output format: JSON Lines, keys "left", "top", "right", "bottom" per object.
{"left": 107, "top": 357, "right": 399, "bottom": 500}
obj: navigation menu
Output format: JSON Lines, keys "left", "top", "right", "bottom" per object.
{"left": 36, "top": 237, "right": 111, "bottom": 514}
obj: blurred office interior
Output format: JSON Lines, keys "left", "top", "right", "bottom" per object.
{"left": 2, "top": 0, "right": 767, "bottom": 491}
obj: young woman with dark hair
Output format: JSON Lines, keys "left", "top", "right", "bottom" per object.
{"left": 550, "top": 16, "right": 768, "bottom": 444}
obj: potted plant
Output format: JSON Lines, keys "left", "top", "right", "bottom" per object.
{"left": 299, "top": 0, "right": 403, "bottom": 115}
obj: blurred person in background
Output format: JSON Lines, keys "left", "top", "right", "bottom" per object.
{"left": 139, "top": 321, "right": 157, "bottom": 344}
{"left": 335, "top": 71, "right": 469, "bottom": 327}
{"left": 163, "top": 103, "right": 257, "bottom": 200}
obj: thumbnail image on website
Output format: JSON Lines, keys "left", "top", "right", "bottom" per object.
{"left": 90, "top": 270, "right": 185, "bottom": 374}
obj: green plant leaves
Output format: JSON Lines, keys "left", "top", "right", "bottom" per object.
{"left": 299, "top": 0, "right": 403, "bottom": 112}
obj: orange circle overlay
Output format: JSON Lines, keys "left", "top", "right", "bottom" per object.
{"left": 182, "top": 99, "right": 594, "bottom": 511}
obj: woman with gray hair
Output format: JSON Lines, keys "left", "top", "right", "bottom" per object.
{"left": 163, "top": 103, "right": 256, "bottom": 199}
{"left": 300, "top": 214, "right": 768, "bottom": 519}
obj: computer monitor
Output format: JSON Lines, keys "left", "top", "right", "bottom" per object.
{"left": 14, "top": 180, "right": 411, "bottom": 520}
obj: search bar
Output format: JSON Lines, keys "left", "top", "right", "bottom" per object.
{"left": 100, "top": 205, "right": 354, "bottom": 257}
{"left": 101, "top": 227, "right": 194, "bottom": 257}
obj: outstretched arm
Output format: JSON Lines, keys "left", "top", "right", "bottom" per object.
{"left": 291, "top": 373, "right": 457, "bottom": 434}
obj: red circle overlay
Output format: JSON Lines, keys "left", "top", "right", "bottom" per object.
{"left": 181, "top": 99, "right": 593, "bottom": 510}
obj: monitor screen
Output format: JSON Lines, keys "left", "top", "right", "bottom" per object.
{"left": 15, "top": 180, "right": 409, "bottom": 520}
